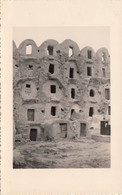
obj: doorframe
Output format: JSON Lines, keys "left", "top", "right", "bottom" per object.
{"left": 100, "top": 120, "right": 111, "bottom": 135}
{"left": 59, "top": 123, "right": 67, "bottom": 138}
{"left": 80, "top": 123, "right": 87, "bottom": 137}
{"left": 30, "top": 128, "right": 38, "bottom": 141}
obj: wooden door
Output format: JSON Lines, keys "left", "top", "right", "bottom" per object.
{"left": 60, "top": 123, "right": 67, "bottom": 138}
{"left": 101, "top": 121, "right": 111, "bottom": 135}
{"left": 30, "top": 129, "right": 37, "bottom": 141}
{"left": 80, "top": 123, "right": 86, "bottom": 137}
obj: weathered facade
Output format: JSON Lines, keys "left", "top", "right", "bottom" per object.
{"left": 13, "top": 39, "right": 110, "bottom": 141}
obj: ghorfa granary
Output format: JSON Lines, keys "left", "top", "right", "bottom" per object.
{"left": 13, "top": 39, "right": 110, "bottom": 141}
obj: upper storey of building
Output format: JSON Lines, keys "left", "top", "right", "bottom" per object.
{"left": 13, "top": 39, "right": 110, "bottom": 63}
{"left": 13, "top": 39, "right": 110, "bottom": 81}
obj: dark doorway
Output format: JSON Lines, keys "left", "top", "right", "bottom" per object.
{"left": 71, "top": 88, "right": 75, "bottom": 99}
{"left": 80, "top": 123, "right": 86, "bottom": 137}
{"left": 89, "top": 107, "right": 94, "bottom": 117}
{"left": 49, "top": 64, "right": 54, "bottom": 74}
{"left": 50, "top": 85, "right": 56, "bottom": 93}
{"left": 101, "top": 121, "right": 111, "bottom": 135}
{"left": 30, "top": 129, "right": 37, "bottom": 141}
{"left": 51, "top": 106, "right": 56, "bottom": 116}
{"left": 87, "top": 67, "right": 92, "bottom": 76}
{"left": 90, "top": 89, "right": 95, "bottom": 97}
{"left": 69, "top": 68, "right": 74, "bottom": 78}
{"left": 60, "top": 123, "right": 67, "bottom": 138}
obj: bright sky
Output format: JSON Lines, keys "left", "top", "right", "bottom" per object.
{"left": 13, "top": 26, "right": 110, "bottom": 52}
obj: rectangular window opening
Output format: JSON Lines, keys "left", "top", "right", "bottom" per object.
{"left": 69, "top": 68, "right": 74, "bottom": 78}
{"left": 28, "top": 65, "right": 33, "bottom": 70}
{"left": 71, "top": 88, "right": 75, "bottom": 99}
{"left": 27, "top": 109, "right": 35, "bottom": 121}
{"left": 102, "top": 52, "right": 105, "bottom": 62}
{"left": 102, "top": 68, "right": 106, "bottom": 77}
{"left": 108, "top": 106, "right": 111, "bottom": 115}
{"left": 69, "top": 47, "right": 73, "bottom": 57}
{"left": 87, "top": 67, "right": 92, "bottom": 76}
{"left": 71, "top": 109, "right": 75, "bottom": 115}
{"left": 50, "top": 85, "right": 56, "bottom": 93}
{"left": 47, "top": 46, "right": 53, "bottom": 55}
{"left": 51, "top": 106, "right": 56, "bottom": 116}
{"left": 49, "top": 64, "right": 54, "bottom": 74}
{"left": 89, "top": 107, "right": 94, "bottom": 117}
{"left": 88, "top": 50, "right": 92, "bottom": 59}
{"left": 26, "top": 45, "right": 32, "bottom": 55}
{"left": 26, "top": 84, "right": 31, "bottom": 88}
{"left": 105, "top": 88, "right": 110, "bottom": 100}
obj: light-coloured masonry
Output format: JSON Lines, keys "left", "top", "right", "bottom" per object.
{"left": 13, "top": 39, "right": 110, "bottom": 141}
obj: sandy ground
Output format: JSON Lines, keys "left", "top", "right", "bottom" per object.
{"left": 13, "top": 138, "right": 110, "bottom": 168}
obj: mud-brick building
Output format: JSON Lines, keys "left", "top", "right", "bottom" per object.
{"left": 13, "top": 39, "right": 111, "bottom": 141}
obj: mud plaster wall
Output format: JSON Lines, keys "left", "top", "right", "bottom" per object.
{"left": 13, "top": 39, "right": 110, "bottom": 139}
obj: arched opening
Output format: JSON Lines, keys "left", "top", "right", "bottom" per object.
{"left": 47, "top": 46, "right": 54, "bottom": 55}
{"left": 90, "top": 89, "right": 95, "bottom": 97}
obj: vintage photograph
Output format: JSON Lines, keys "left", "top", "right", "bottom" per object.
{"left": 13, "top": 27, "right": 111, "bottom": 168}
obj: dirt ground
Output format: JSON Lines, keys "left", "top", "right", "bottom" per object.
{"left": 13, "top": 138, "right": 110, "bottom": 168}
